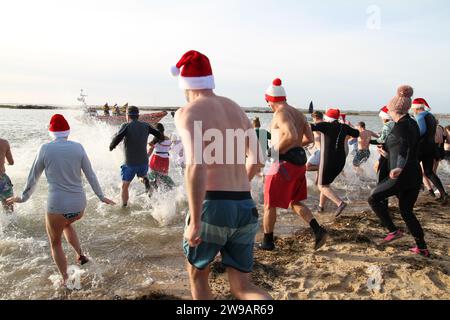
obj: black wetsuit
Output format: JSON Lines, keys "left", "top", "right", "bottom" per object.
{"left": 368, "top": 115, "right": 426, "bottom": 249}
{"left": 109, "top": 119, "right": 161, "bottom": 166}
{"left": 417, "top": 112, "right": 447, "bottom": 197}
{"left": 311, "top": 121, "right": 359, "bottom": 186}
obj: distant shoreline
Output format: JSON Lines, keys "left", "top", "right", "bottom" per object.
{"left": 1, "top": 104, "right": 449, "bottom": 118}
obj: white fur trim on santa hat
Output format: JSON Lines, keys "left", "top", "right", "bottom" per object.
{"left": 49, "top": 130, "right": 70, "bottom": 139}
{"left": 411, "top": 103, "right": 430, "bottom": 110}
{"left": 323, "top": 115, "right": 338, "bottom": 122}
{"left": 379, "top": 111, "right": 391, "bottom": 120}
{"left": 179, "top": 75, "right": 215, "bottom": 90}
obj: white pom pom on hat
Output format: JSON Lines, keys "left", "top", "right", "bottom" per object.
{"left": 170, "top": 65, "right": 181, "bottom": 77}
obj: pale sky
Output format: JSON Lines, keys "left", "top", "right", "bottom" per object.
{"left": 0, "top": 0, "right": 449, "bottom": 112}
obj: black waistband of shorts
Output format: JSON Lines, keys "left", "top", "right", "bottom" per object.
{"left": 205, "top": 191, "right": 252, "bottom": 201}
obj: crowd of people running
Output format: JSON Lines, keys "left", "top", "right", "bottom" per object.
{"left": 1, "top": 50, "right": 449, "bottom": 300}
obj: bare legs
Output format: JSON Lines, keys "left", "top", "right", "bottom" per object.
{"left": 263, "top": 205, "right": 277, "bottom": 234}
{"left": 187, "top": 263, "right": 272, "bottom": 300}
{"left": 319, "top": 185, "right": 343, "bottom": 207}
{"left": 290, "top": 201, "right": 314, "bottom": 224}
{"left": 187, "top": 264, "right": 214, "bottom": 300}
{"left": 46, "top": 212, "right": 85, "bottom": 284}
{"left": 121, "top": 181, "right": 131, "bottom": 206}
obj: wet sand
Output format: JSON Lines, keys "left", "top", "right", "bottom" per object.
{"left": 132, "top": 193, "right": 450, "bottom": 301}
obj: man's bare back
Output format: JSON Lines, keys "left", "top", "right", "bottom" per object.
{"left": 271, "top": 104, "right": 313, "bottom": 153}
{"left": 0, "top": 139, "right": 14, "bottom": 175}
{"left": 358, "top": 129, "right": 378, "bottom": 150}
{"left": 176, "top": 94, "right": 261, "bottom": 192}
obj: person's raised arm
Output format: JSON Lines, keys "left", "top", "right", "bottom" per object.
{"left": 109, "top": 123, "right": 128, "bottom": 151}
{"left": 5, "top": 141, "right": 14, "bottom": 165}
{"left": 371, "top": 130, "right": 380, "bottom": 139}
{"left": 311, "top": 122, "right": 327, "bottom": 134}
{"left": 148, "top": 124, "right": 163, "bottom": 140}
{"left": 81, "top": 145, "right": 114, "bottom": 204}
{"left": 346, "top": 125, "right": 360, "bottom": 138}
{"left": 175, "top": 110, "right": 206, "bottom": 248}
{"left": 20, "top": 145, "right": 46, "bottom": 202}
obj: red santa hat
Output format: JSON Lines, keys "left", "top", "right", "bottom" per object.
{"left": 411, "top": 98, "right": 431, "bottom": 111}
{"left": 170, "top": 50, "right": 215, "bottom": 90}
{"left": 379, "top": 106, "right": 392, "bottom": 120}
{"left": 265, "top": 78, "right": 287, "bottom": 102}
{"left": 324, "top": 108, "right": 341, "bottom": 122}
{"left": 48, "top": 114, "right": 70, "bottom": 138}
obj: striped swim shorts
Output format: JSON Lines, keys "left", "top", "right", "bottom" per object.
{"left": 183, "top": 191, "right": 259, "bottom": 273}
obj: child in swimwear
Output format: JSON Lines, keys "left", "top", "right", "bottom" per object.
{"left": 147, "top": 123, "right": 175, "bottom": 196}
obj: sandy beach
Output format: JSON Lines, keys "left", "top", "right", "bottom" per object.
{"left": 131, "top": 191, "right": 450, "bottom": 301}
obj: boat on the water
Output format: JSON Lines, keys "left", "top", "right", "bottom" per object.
{"left": 93, "top": 112, "right": 168, "bottom": 125}
{"left": 77, "top": 90, "right": 167, "bottom": 125}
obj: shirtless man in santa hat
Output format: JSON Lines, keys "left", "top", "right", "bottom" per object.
{"left": 171, "top": 50, "right": 271, "bottom": 300}
{"left": 260, "top": 78, "right": 328, "bottom": 252}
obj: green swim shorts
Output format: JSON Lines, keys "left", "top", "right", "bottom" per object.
{"left": 148, "top": 170, "right": 175, "bottom": 190}
{"left": 183, "top": 191, "right": 259, "bottom": 273}
{"left": 0, "top": 173, "right": 13, "bottom": 202}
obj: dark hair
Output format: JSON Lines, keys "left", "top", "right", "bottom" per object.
{"left": 151, "top": 123, "right": 165, "bottom": 144}
{"left": 357, "top": 122, "right": 366, "bottom": 129}
{"left": 127, "top": 106, "right": 140, "bottom": 120}
{"left": 312, "top": 111, "right": 323, "bottom": 120}
{"left": 156, "top": 123, "right": 165, "bottom": 134}
{"left": 446, "top": 125, "right": 450, "bottom": 131}
{"left": 253, "top": 117, "right": 261, "bottom": 128}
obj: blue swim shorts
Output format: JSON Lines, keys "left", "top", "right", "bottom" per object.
{"left": 183, "top": 191, "right": 259, "bottom": 273}
{"left": 121, "top": 164, "right": 149, "bottom": 182}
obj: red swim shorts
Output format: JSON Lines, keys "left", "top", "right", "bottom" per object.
{"left": 149, "top": 155, "right": 169, "bottom": 174}
{"left": 264, "top": 161, "right": 307, "bottom": 209}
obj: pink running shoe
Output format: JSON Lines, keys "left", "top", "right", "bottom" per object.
{"left": 410, "top": 247, "right": 431, "bottom": 258}
{"left": 383, "top": 230, "right": 404, "bottom": 243}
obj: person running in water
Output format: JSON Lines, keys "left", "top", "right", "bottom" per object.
{"left": 171, "top": 50, "right": 271, "bottom": 300}
{"left": 368, "top": 86, "right": 430, "bottom": 257}
{"left": 260, "top": 79, "right": 328, "bottom": 251}
{"left": 412, "top": 98, "right": 448, "bottom": 202}
{"left": 147, "top": 123, "right": 175, "bottom": 196}
{"left": 7, "top": 115, "right": 115, "bottom": 285}
{"left": 423, "top": 120, "right": 446, "bottom": 196}
{"left": 253, "top": 117, "right": 271, "bottom": 157}
{"left": 312, "top": 109, "right": 360, "bottom": 216}
{"left": 170, "top": 133, "right": 186, "bottom": 173}
{"left": 445, "top": 125, "right": 450, "bottom": 161}
{"left": 306, "top": 111, "right": 324, "bottom": 185}
{"left": 0, "top": 138, "right": 14, "bottom": 212}
{"left": 109, "top": 106, "right": 162, "bottom": 207}
{"left": 353, "top": 122, "right": 379, "bottom": 176}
